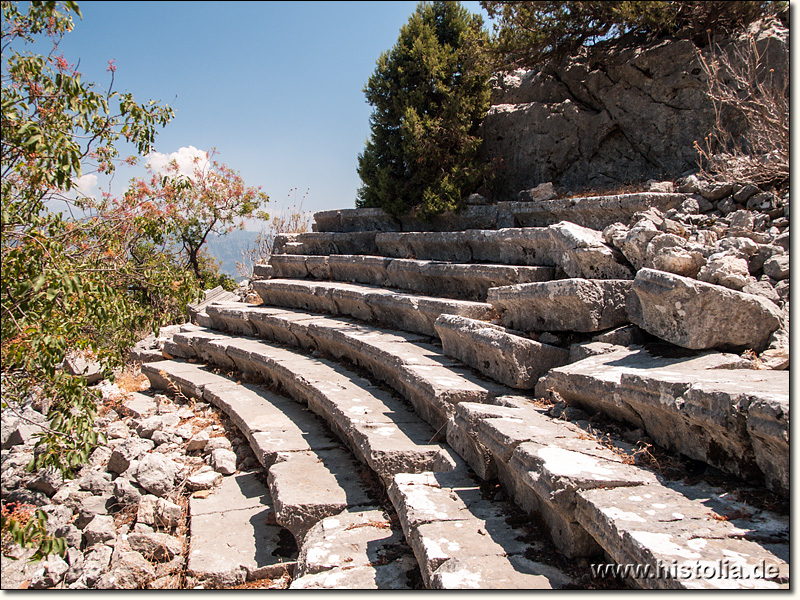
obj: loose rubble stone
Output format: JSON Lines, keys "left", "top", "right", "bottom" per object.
{"left": 127, "top": 532, "right": 183, "bottom": 562}
{"left": 107, "top": 437, "right": 155, "bottom": 474}
{"left": 763, "top": 254, "right": 789, "bottom": 280}
{"left": 95, "top": 550, "right": 156, "bottom": 589}
{"left": 135, "top": 453, "right": 178, "bottom": 497}
{"left": 210, "top": 448, "right": 237, "bottom": 475}
{"left": 83, "top": 514, "right": 117, "bottom": 547}
{"left": 30, "top": 554, "right": 69, "bottom": 589}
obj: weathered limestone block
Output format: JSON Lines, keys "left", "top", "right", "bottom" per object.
{"left": 488, "top": 279, "right": 632, "bottom": 332}
{"left": 548, "top": 222, "right": 634, "bottom": 280}
{"left": 627, "top": 268, "right": 783, "bottom": 351}
{"left": 697, "top": 252, "right": 754, "bottom": 290}
{"left": 576, "top": 483, "right": 788, "bottom": 589}
{"left": 506, "top": 193, "right": 684, "bottom": 230}
{"left": 313, "top": 208, "right": 401, "bottom": 233}
{"left": 268, "top": 449, "right": 372, "bottom": 545}
{"left": 327, "top": 255, "right": 392, "bottom": 287}
{"left": 376, "top": 231, "right": 473, "bottom": 262}
{"left": 294, "top": 508, "right": 408, "bottom": 578}
{"left": 536, "top": 347, "right": 789, "bottom": 495}
{"left": 434, "top": 314, "right": 568, "bottom": 388}
{"left": 273, "top": 231, "right": 378, "bottom": 256}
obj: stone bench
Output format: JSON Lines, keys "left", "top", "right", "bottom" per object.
{"left": 201, "top": 303, "right": 507, "bottom": 431}
{"left": 487, "top": 279, "right": 633, "bottom": 333}
{"left": 266, "top": 254, "right": 554, "bottom": 301}
{"left": 251, "top": 279, "right": 497, "bottom": 338}
{"left": 445, "top": 401, "right": 788, "bottom": 589}
{"left": 388, "top": 470, "right": 572, "bottom": 589}
{"left": 145, "top": 338, "right": 457, "bottom": 485}
{"left": 311, "top": 192, "right": 685, "bottom": 233}
{"left": 434, "top": 314, "right": 569, "bottom": 388}
{"left": 275, "top": 221, "right": 633, "bottom": 280}
{"left": 536, "top": 346, "right": 789, "bottom": 496}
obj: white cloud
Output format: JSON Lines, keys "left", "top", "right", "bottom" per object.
{"left": 146, "top": 146, "right": 208, "bottom": 179}
{"left": 72, "top": 173, "right": 98, "bottom": 198}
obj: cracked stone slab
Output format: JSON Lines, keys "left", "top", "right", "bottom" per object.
{"left": 488, "top": 278, "right": 632, "bottom": 332}
{"left": 627, "top": 268, "right": 784, "bottom": 351}
{"left": 294, "top": 508, "right": 409, "bottom": 578}
{"left": 435, "top": 314, "right": 569, "bottom": 388}
{"left": 188, "top": 473, "right": 291, "bottom": 587}
{"left": 268, "top": 449, "right": 373, "bottom": 545}
{"left": 388, "top": 470, "right": 571, "bottom": 588}
{"left": 536, "top": 346, "right": 788, "bottom": 495}
{"left": 429, "top": 555, "right": 572, "bottom": 590}
{"left": 576, "top": 484, "right": 789, "bottom": 590}
{"left": 141, "top": 360, "right": 222, "bottom": 400}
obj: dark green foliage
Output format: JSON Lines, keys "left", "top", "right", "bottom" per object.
{"left": 356, "top": 1, "right": 491, "bottom": 219}
{"left": 481, "top": 1, "right": 788, "bottom": 68}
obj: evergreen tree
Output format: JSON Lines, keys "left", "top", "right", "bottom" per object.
{"left": 356, "top": 1, "right": 490, "bottom": 219}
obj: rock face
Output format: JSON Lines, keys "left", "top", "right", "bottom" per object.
{"left": 480, "top": 19, "right": 788, "bottom": 199}
{"left": 627, "top": 268, "right": 783, "bottom": 351}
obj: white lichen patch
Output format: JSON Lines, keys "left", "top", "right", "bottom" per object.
{"left": 537, "top": 446, "right": 615, "bottom": 479}
{"left": 629, "top": 531, "right": 701, "bottom": 559}
{"left": 602, "top": 506, "right": 647, "bottom": 523}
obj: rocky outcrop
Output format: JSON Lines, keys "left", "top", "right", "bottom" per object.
{"left": 480, "top": 19, "right": 789, "bottom": 199}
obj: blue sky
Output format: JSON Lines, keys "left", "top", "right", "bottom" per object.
{"left": 53, "top": 1, "right": 489, "bottom": 226}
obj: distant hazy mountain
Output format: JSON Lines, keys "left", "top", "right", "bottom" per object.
{"left": 204, "top": 230, "right": 262, "bottom": 281}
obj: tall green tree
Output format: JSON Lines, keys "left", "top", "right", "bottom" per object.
{"left": 481, "top": 1, "right": 788, "bottom": 69}
{"left": 356, "top": 1, "right": 491, "bottom": 219}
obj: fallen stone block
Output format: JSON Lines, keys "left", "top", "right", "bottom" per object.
{"left": 434, "top": 314, "right": 569, "bottom": 388}
{"left": 489, "top": 279, "right": 632, "bottom": 332}
{"left": 627, "top": 268, "right": 783, "bottom": 351}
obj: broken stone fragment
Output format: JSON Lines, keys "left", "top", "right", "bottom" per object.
{"left": 627, "top": 268, "right": 783, "bottom": 351}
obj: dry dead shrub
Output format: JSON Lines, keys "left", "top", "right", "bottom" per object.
{"left": 237, "top": 188, "right": 313, "bottom": 278}
{"left": 695, "top": 23, "right": 788, "bottom": 190}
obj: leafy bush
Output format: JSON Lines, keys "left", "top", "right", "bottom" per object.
{"left": 356, "top": 1, "right": 491, "bottom": 219}
{"left": 1, "top": 0, "right": 189, "bottom": 484}
{"left": 481, "top": 1, "right": 787, "bottom": 68}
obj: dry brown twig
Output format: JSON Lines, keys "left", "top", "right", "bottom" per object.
{"left": 694, "top": 27, "right": 788, "bottom": 189}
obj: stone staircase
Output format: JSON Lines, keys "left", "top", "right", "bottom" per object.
{"left": 142, "top": 191, "right": 788, "bottom": 589}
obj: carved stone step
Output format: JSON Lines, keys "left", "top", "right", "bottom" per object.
{"left": 201, "top": 303, "right": 506, "bottom": 431}
{"left": 576, "top": 482, "right": 789, "bottom": 590}
{"left": 388, "top": 470, "right": 572, "bottom": 589}
{"left": 251, "top": 279, "right": 496, "bottom": 338}
{"left": 275, "top": 221, "right": 633, "bottom": 280}
{"left": 311, "top": 192, "right": 685, "bottom": 233}
{"left": 446, "top": 400, "right": 789, "bottom": 589}
{"left": 266, "top": 254, "right": 554, "bottom": 301}
{"left": 290, "top": 508, "right": 417, "bottom": 589}
{"left": 487, "top": 278, "right": 633, "bottom": 333}
{"left": 187, "top": 472, "right": 293, "bottom": 587}
{"left": 144, "top": 342, "right": 456, "bottom": 485}
{"left": 434, "top": 314, "right": 569, "bottom": 388}
{"left": 536, "top": 346, "right": 789, "bottom": 495}
{"left": 448, "top": 401, "right": 657, "bottom": 558}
